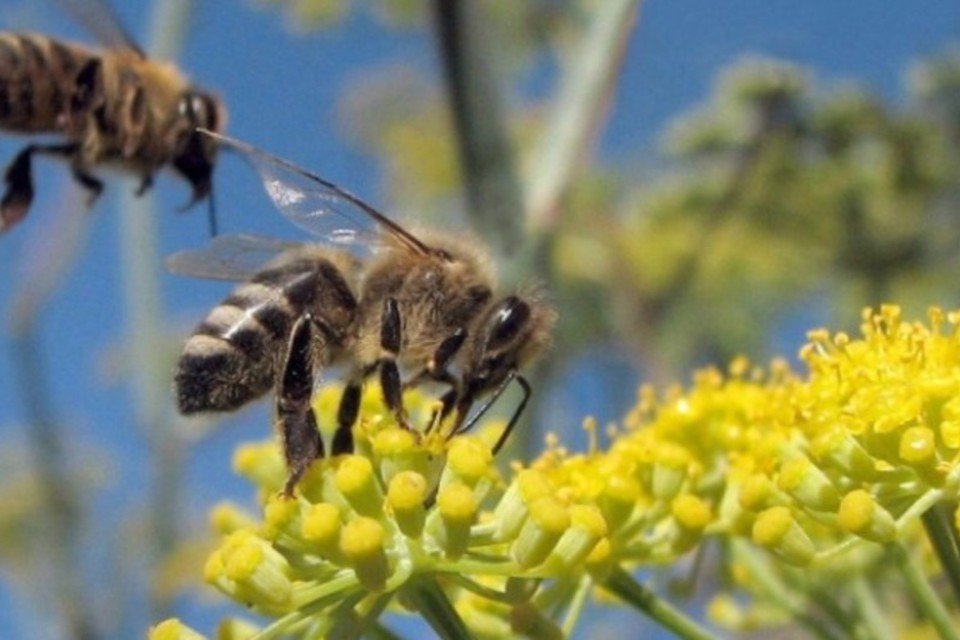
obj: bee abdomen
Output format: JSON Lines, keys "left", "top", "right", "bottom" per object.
{"left": 176, "top": 259, "right": 359, "bottom": 415}
{"left": 176, "top": 282, "right": 291, "bottom": 413}
{"left": 0, "top": 33, "right": 90, "bottom": 133}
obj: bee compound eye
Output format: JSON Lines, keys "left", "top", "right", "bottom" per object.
{"left": 487, "top": 297, "right": 530, "bottom": 349}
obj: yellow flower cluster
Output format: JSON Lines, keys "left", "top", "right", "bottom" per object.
{"left": 152, "top": 306, "right": 960, "bottom": 639}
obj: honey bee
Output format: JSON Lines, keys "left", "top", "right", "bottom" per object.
{"left": 0, "top": 0, "right": 225, "bottom": 234}
{"left": 168, "top": 132, "right": 556, "bottom": 494}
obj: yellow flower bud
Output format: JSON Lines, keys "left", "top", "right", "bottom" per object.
{"left": 752, "top": 507, "right": 815, "bottom": 566}
{"left": 340, "top": 517, "right": 390, "bottom": 591}
{"left": 838, "top": 490, "right": 896, "bottom": 543}
{"left": 599, "top": 475, "right": 641, "bottom": 531}
{"left": 301, "top": 503, "right": 343, "bottom": 560}
{"left": 777, "top": 457, "right": 840, "bottom": 512}
{"left": 437, "top": 482, "right": 478, "bottom": 559}
{"left": 445, "top": 437, "right": 494, "bottom": 486}
{"left": 387, "top": 471, "right": 428, "bottom": 538}
{"left": 512, "top": 497, "right": 570, "bottom": 569}
{"left": 149, "top": 619, "right": 208, "bottom": 640}
{"left": 232, "top": 442, "right": 285, "bottom": 491}
{"left": 542, "top": 504, "right": 607, "bottom": 572}
{"left": 335, "top": 455, "right": 383, "bottom": 516}
{"left": 209, "top": 502, "right": 256, "bottom": 535}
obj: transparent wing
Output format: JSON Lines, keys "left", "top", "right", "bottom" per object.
{"left": 52, "top": 0, "right": 146, "bottom": 57}
{"left": 165, "top": 233, "right": 304, "bottom": 282}
{"left": 200, "top": 130, "right": 437, "bottom": 259}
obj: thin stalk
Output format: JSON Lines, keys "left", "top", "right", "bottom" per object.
{"left": 733, "top": 541, "right": 845, "bottom": 640}
{"left": 888, "top": 542, "right": 960, "bottom": 640}
{"left": 560, "top": 575, "right": 591, "bottom": 637}
{"left": 10, "top": 329, "right": 98, "bottom": 640}
{"left": 922, "top": 503, "right": 960, "bottom": 606}
{"left": 526, "top": 0, "right": 641, "bottom": 233}
{"left": 120, "top": 0, "right": 196, "bottom": 621}
{"left": 406, "top": 577, "right": 475, "bottom": 640}
{"left": 601, "top": 565, "right": 719, "bottom": 640}
{"left": 850, "top": 577, "right": 894, "bottom": 640}
{"left": 431, "top": 0, "right": 524, "bottom": 255}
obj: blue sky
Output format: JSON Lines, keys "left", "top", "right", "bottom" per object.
{"left": 0, "top": 0, "right": 956, "bottom": 636}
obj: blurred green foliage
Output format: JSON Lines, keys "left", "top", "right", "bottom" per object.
{"left": 337, "top": 48, "right": 960, "bottom": 385}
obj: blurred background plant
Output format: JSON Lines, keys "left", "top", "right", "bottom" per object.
{"left": 0, "top": 0, "right": 956, "bottom": 637}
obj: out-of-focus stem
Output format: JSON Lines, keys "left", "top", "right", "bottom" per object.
{"left": 526, "top": 0, "right": 641, "bottom": 235}
{"left": 921, "top": 503, "right": 960, "bottom": 606}
{"left": 889, "top": 542, "right": 960, "bottom": 640}
{"left": 119, "top": 0, "right": 195, "bottom": 620}
{"left": 851, "top": 577, "right": 893, "bottom": 640}
{"left": 10, "top": 329, "right": 98, "bottom": 640}
{"left": 601, "top": 565, "right": 719, "bottom": 640}
{"left": 431, "top": 0, "right": 525, "bottom": 255}
{"left": 406, "top": 577, "right": 475, "bottom": 640}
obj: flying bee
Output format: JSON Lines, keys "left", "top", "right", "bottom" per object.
{"left": 0, "top": 0, "right": 225, "bottom": 234}
{"left": 168, "top": 132, "right": 556, "bottom": 495}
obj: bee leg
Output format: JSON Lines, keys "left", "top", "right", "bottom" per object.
{"left": 331, "top": 379, "right": 362, "bottom": 455}
{"left": 70, "top": 165, "right": 103, "bottom": 208}
{"left": 1, "top": 146, "right": 35, "bottom": 231}
{"left": 452, "top": 372, "right": 530, "bottom": 456}
{"left": 413, "top": 328, "right": 468, "bottom": 434}
{"left": 491, "top": 375, "right": 531, "bottom": 455}
{"left": 378, "top": 297, "right": 411, "bottom": 430}
{"left": 277, "top": 315, "right": 324, "bottom": 497}
{"left": 425, "top": 387, "right": 458, "bottom": 435}
{"left": 1, "top": 143, "right": 80, "bottom": 232}
{"left": 135, "top": 173, "right": 154, "bottom": 197}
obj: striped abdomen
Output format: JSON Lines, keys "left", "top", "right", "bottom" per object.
{"left": 176, "top": 254, "right": 359, "bottom": 414}
{"left": 0, "top": 33, "right": 91, "bottom": 133}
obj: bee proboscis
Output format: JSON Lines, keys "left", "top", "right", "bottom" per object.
{"left": 168, "top": 132, "right": 556, "bottom": 495}
{"left": 0, "top": 0, "right": 225, "bottom": 234}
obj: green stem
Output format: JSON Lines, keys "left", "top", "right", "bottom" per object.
{"left": 10, "top": 330, "right": 98, "bottom": 640}
{"left": 431, "top": 0, "right": 524, "bottom": 255}
{"left": 922, "top": 503, "right": 960, "bottom": 606}
{"left": 732, "top": 541, "right": 845, "bottom": 640}
{"left": 561, "top": 576, "right": 591, "bottom": 637}
{"left": 850, "top": 577, "right": 894, "bottom": 640}
{"left": 526, "top": 0, "right": 641, "bottom": 233}
{"left": 600, "top": 565, "right": 719, "bottom": 640}
{"left": 121, "top": 0, "right": 196, "bottom": 621}
{"left": 406, "top": 577, "right": 476, "bottom": 640}
{"left": 889, "top": 542, "right": 960, "bottom": 640}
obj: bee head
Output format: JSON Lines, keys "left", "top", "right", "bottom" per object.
{"left": 172, "top": 89, "right": 226, "bottom": 206}
{"left": 459, "top": 295, "right": 556, "bottom": 401}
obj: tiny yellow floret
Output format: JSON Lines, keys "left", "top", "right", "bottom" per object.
{"left": 672, "top": 494, "right": 712, "bottom": 530}
{"left": 301, "top": 503, "right": 341, "bottom": 550}
{"left": 447, "top": 437, "right": 493, "bottom": 482}
{"left": 438, "top": 482, "right": 478, "bottom": 524}
{"left": 149, "top": 619, "right": 208, "bottom": 640}
{"left": 899, "top": 426, "right": 936, "bottom": 463}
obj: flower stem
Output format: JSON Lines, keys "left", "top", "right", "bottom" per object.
{"left": 431, "top": 0, "right": 524, "bottom": 255}
{"left": 406, "top": 577, "right": 476, "bottom": 640}
{"left": 561, "top": 576, "right": 591, "bottom": 637}
{"left": 922, "top": 503, "right": 960, "bottom": 606}
{"left": 600, "top": 565, "right": 719, "bottom": 640}
{"left": 732, "top": 541, "right": 845, "bottom": 640}
{"left": 850, "top": 577, "right": 894, "bottom": 640}
{"left": 888, "top": 542, "right": 960, "bottom": 640}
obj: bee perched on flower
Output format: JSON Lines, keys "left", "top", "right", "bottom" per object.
{"left": 155, "top": 307, "right": 960, "bottom": 640}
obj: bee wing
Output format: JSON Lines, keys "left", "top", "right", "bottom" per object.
{"left": 52, "top": 0, "right": 146, "bottom": 58}
{"left": 165, "top": 234, "right": 304, "bottom": 282}
{"left": 200, "top": 130, "right": 439, "bottom": 259}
